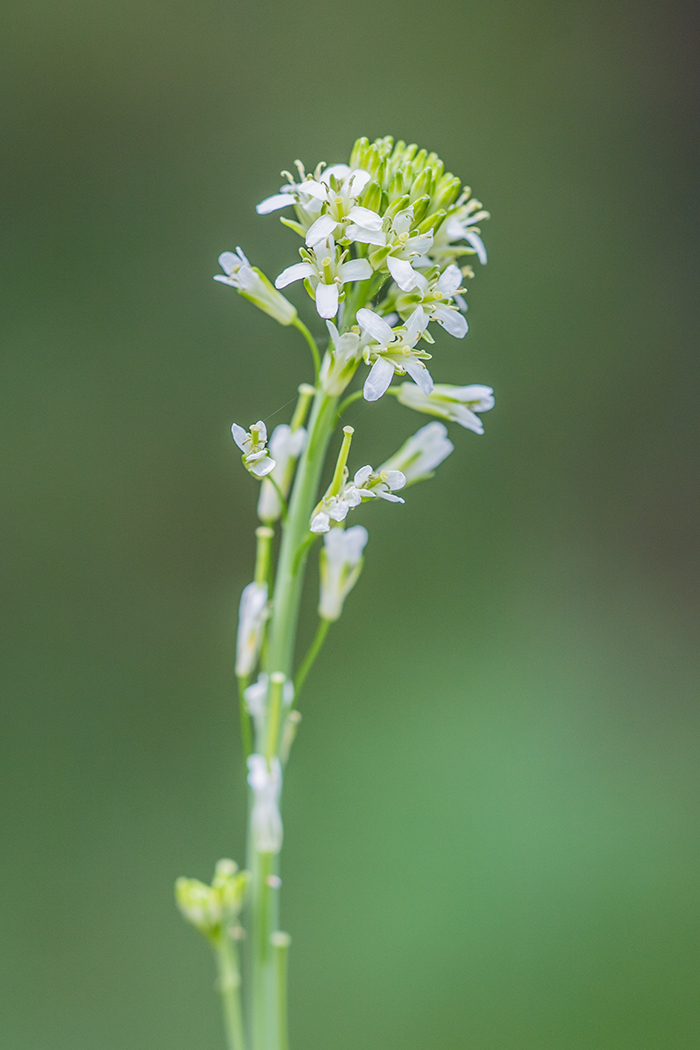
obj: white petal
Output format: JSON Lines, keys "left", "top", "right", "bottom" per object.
{"left": 250, "top": 456, "right": 276, "bottom": 478}
{"left": 434, "top": 304, "right": 468, "bottom": 338}
{"left": 299, "top": 180, "right": 330, "bottom": 201}
{"left": 310, "top": 512, "right": 330, "bottom": 533}
{"left": 218, "top": 251, "right": 239, "bottom": 275}
{"left": 345, "top": 225, "right": 387, "bottom": 247}
{"left": 339, "top": 259, "right": 373, "bottom": 282}
{"left": 347, "top": 206, "right": 383, "bottom": 230}
{"left": 325, "top": 319, "right": 340, "bottom": 344}
{"left": 405, "top": 306, "right": 428, "bottom": 343}
{"left": 452, "top": 406, "right": 485, "bottom": 433}
{"left": 315, "top": 281, "right": 339, "bottom": 319}
{"left": 321, "top": 164, "right": 352, "bottom": 183}
{"left": 329, "top": 500, "right": 350, "bottom": 522}
{"left": 275, "top": 262, "right": 314, "bottom": 289}
{"left": 305, "top": 213, "right": 338, "bottom": 247}
{"left": 353, "top": 465, "right": 373, "bottom": 486}
{"left": 392, "top": 209, "right": 414, "bottom": 236}
{"left": 363, "top": 357, "right": 395, "bottom": 401}
{"left": 465, "top": 231, "right": 487, "bottom": 265}
{"left": 347, "top": 168, "right": 371, "bottom": 194}
{"left": 375, "top": 491, "right": 405, "bottom": 503}
{"left": 403, "top": 358, "right": 434, "bottom": 396}
{"left": 356, "top": 308, "right": 394, "bottom": 346}
{"left": 213, "top": 274, "right": 237, "bottom": 286}
{"left": 436, "top": 264, "right": 462, "bottom": 296}
{"left": 386, "top": 255, "right": 420, "bottom": 291}
{"left": 256, "top": 194, "right": 294, "bottom": 215}
{"left": 385, "top": 470, "right": 406, "bottom": 491}
{"left": 231, "top": 423, "right": 248, "bottom": 450}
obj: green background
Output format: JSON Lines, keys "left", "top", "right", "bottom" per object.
{"left": 2, "top": 1, "right": 699, "bottom": 1047}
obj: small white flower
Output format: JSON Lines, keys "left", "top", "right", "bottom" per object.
{"left": 319, "top": 320, "right": 372, "bottom": 396}
{"left": 394, "top": 263, "right": 468, "bottom": 339}
{"left": 424, "top": 196, "right": 489, "bottom": 267}
{"left": 318, "top": 525, "right": 368, "bottom": 621}
{"left": 357, "top": 308, "right": 433, "bottom": 402}
{"left": 275, "top": 238, "right": 372, "bottom": 319}
{"left": 257, "top": 164, "right": 382, "bottom": 249}
{"left": 257, "top": 424, "right": 307, "bottom": 522}
{"left": 379, "top": 422, "right": 454, "bottom": 484}
{"left": 235, "top": 581, "right": 269, "bottom": 677}
{"left": 397, "top": 383, "right": 495, "bottom": 433}
{"left": 247, "top": 754, "right": 283, "bottom": 854}
{"left": 231, "top": 420, "right": 276, "bottom": 478}
{"left": 382, "top": 207, "right": 435, "bottom": 291}
{"left": 310, "top": 466, "right": 405, "bottom": 533}
{"left": 244, "top": 673, "right": 295, "bottom": 737}
{"left": 214, "top": 249, "right": 297, "bottom": 326}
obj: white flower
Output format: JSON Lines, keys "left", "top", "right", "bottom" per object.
{"left": 256, "top": 164, "right": 383, "bottom": 249}
{"left": 318, "top": 525, "right": 368, "bottom": 621}
{"left": 231, "top": 420, "right": 276, "bottom": 478}
{"left": 257, "top": 424, "right": 307, "bottom": 522}
{"left": 244, "top": 673, "right": 295, "bottom": 737}
{"left": 382, "top": 207, "right": 435, "bottom": 291}
{"left": 393, "top": 263, "right": 468, "bottom": 339}
{"left": 379, "top": 422, "right": 454, "bottom": 484}
{"left": 275, "top": 238, "right": 372, "bottom": 319}
{"left": 235, "top": 581, "right": 269, "bottom": 677}
{"left": 247, "top": 754, "right": 283, "bottom": 854}
{"left": 397, "top": 383, "right": 495, "bottom": 433}
{"left": 214, "top": 248, "right": 297, "bottom": 326}
{"left": 319, "top": 320, "right": 371, "bottom": 396}
{"left": 423, "top": 196, "right": 489, "bottom": 267}
{"left": 356, "top": 307, "right": 433, "bottom": 401}
{"left": 310, "top": 465, "right": 405, "bottom": 533}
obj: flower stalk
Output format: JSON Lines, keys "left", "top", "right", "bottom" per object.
{"left": 176, "top": 134, "right": 497, "bottom": 1050}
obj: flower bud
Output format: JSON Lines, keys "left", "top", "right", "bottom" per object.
{"left": 236, "top": 581, "right": 269, "bottom": 677}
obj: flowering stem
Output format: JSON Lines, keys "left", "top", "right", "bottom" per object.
{"left": 245, "top": 381, "right": 339, "bottom": 1050}
{"left": 292, "top": 317, "right": 322, "bottom": 381}
{"left": 294, "top": 618, "right": 330, "bottom": 699}
{"left": 214, "top": 931, "right": 246, "bottom": 1050}
{"left": 271, "top": 933, "right": 291, "bottom": 1050}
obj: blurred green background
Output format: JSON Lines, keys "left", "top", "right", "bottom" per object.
{"left": 2, "top": 0, "right": 699, "bottom": 1047}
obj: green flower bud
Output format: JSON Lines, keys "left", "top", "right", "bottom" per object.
{"left": 414, "top": 209, "right": 446, "bottom": 236}
{"left": 175, "top": 860, "right": 248, "bottom": 940}
{"left": 384, "top": 194, "right": 411, "bottom": 222}
{"left": 410, "top": 167, "right": 434, "bottom": 204}
{"left": 360, "top": 180, "right": 383, "bottom": 214}
{"left": 349, "top": 136, "right": 370, "bottom": 170}
{"left": 410, "top": 194, "right": 431, "bottom": 226}
{"left": 387, "top": 170, "right": 405, "bottom": 201}
{"left": 432, "top": 174, "right": 461, "bottom": 212}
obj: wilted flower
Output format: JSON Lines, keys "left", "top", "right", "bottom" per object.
{"left": 247, "top": 754, "right": 283, "bottom": 854}
{"left": 235, "top": 581, "right": 269, "bottom": 677}
{"left": 397, "top": 383, "right": 495, "bottom": 433}
{"left": 258, "top": 424, "right": 307, "bottom": 522}
{"left": 318, "top": 525, "right": 368, "bottom": 621}
{"left": 379, "top": 422, "right": 454, "bottom": 484}
{"left": 214, "top": 248, "right": 297, "bottom": 325}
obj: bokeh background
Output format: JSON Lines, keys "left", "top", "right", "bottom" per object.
{"left": 2, "top": 1, "right": 699, "bottom": 1047}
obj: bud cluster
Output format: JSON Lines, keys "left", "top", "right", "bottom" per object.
{"left": 175, "top": 859, "right": 248, "bottom": 940}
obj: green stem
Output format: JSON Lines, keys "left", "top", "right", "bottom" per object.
{"left": 294, "top": 618, "right": 330, "bottom": 700}
{"left": 292, "top": 317, "right": 321, "bottom": 381}
{"left": 215, "top": 932, "right": 246, "bottom": 1050}
{"left": 271, "top": 933, "right": 291, "bottom": 1050}
{"left": 245, "top": 385, "right": 339, "bottom": 1050}
{"left": 250, "top": 850, "right": 274, "bottom": 1050}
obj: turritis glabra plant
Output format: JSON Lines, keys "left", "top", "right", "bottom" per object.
{"left": 175, "top": 135, "right": 495, "bottom": 1050}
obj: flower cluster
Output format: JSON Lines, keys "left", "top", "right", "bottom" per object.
{"left": 175, "top": 859, "right": 248, "bottom": 940}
